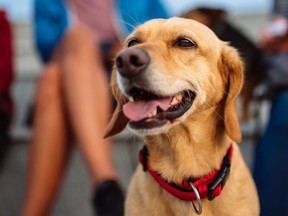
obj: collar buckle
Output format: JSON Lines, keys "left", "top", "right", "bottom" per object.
{"left": 207, "top": 154, "right": 231, "bottom": 200}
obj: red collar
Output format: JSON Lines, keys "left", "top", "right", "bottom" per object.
{"left": 139, "top": 145, "right": 233, "bottom": 202}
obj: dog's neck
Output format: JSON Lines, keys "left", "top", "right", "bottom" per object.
{"left": 144, "top": 106, "right": 232, "bottom": 184}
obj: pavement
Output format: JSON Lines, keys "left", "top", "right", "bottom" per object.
{"left": 0, "top": 129, "right": 259, "bottom": 216}
{"left": 0, "top": 129, "right": 144, "bottom": 216}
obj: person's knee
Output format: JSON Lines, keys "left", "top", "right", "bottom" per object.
{"left": 63, "top": 25, "right": 96, "bottom": 54}
{"left": 35, "top": 64, "right": 62, "bottom": 101}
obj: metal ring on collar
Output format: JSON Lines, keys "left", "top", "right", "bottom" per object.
{"left": 189, "top": 182, "right": 202, "bottom": 215}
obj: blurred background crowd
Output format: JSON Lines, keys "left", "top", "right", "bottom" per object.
{"left": 0, "top": 0, "right": 287, "bottom": 215}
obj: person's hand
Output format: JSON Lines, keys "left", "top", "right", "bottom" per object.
{"left": 261, "top": 16, "right": 288, "bottom": 53}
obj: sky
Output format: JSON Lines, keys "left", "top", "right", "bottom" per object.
{"left": 165, "top": 0, "right": 272, "bottom": 16}
{"left": 0, "top": 0, "right": 32, "bottom": 21}
{"left": 0, "top": 0, "right": 272, "bottom": 21}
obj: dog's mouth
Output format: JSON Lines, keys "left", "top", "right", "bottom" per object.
{"left": 123, "top": 88, "right": 196, "bottom": 129}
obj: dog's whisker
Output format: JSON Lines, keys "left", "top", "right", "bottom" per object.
{"left": 223, "top": 89, "right": 232, "bottom": 98}
{"left": 116, "top": 19, "right": 138, "bottom": 32}
{"left": 184, "top": 74, "right": 201, "bottom": 93}
{"left": 106, "top": 85, "right": 115, "bottom": 94}
{"left": 121, "top": 11, "right": 141, "bottom": 27}
{"left": 107, "top": 107, "right": 123, "bottom": 119}
{"left": 182, "top": 73, "right": 230, "bottom": 121}
{"left": 115, "top": 11, "right": 141, "bottom": 31}
{"left": 183, "top": 72, "right": 234, "bottom": 100}
{"left": 203, "top": 100, "right": 225, "bottom": 121}
{"left": 130, "top": 8, "right": 142, "bottom": 29}
{"left": 181, "top": 8, "right": 193, "bottom": 19}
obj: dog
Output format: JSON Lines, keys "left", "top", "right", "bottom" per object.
{"left": 105, "top": 17, "right": 259, "bottom": 216}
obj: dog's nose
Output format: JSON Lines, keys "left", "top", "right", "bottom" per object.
{"left": 116, "top": 48, "right": 150, "bottom": 78}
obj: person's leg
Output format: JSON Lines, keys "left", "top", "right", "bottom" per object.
{"left": 253, "top": 91, "right": 288, "bottom": 216}
{"left": 59, "top": 26, "right": 118, "bottom": 184}
{"left": 21, "top": 64, "right": 71, "bottom": 216}
{"left": 59, "top": 26, "right": 124, "bottom": 215}
{"left": 22, "top": 25, "right": 123, "bottom": 216}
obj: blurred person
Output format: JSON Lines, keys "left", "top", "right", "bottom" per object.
{"left": 253, "top": 0, "right": 288, "bottom": 215}
{"left": 20, "top": 0, "right": 168, "bottom": 216}
{"left": 0, "top": 9, "right": 14, "bottom": 169}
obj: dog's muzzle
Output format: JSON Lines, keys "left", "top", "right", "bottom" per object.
{"left": 116, "top": 48, "right": 150, "bottom": 79}
{"left": 116, "top": 48, "right": 196, "bottom": 130}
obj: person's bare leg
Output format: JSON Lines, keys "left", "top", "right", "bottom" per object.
{"left": 21, "top": 64, "right": 71, "bottom": 216}
{"left": 60, "top": 26, "right": 118, "bottom": 185}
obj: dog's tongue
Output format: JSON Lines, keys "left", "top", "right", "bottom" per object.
{"left": 123, "top": 97, "right": 171, "bottom": 121}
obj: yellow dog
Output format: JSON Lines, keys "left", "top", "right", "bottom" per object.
{"left": 105, "top": 17, "right": 259, "bottom": 216}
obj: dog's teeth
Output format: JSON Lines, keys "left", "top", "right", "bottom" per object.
{"left": 175, "top": 94, "right": 183, "bottom": 101}
{"left": 129, "top": 96, "right": 134, "bottom": 102}
{"left": 149, "top": 108, "right": 157, "bottom": 117}
{"left": 152, "top": 108, "right": 157, "bottom": 116}
{"left": 170, "top": 97, "right": 178, "bottom": 106}
{"left": 170, "top": 94, "right": 183, "bottom": 106}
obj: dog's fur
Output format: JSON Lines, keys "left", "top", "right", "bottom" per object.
{"left": 105, "top": 17, "right": 259, "bottom": 215}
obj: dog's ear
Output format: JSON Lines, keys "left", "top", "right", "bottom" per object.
{"left": 104, "top": 73, "right": 129, "bottom": 138}
{"left": 219, "top": 45, "right": 244, "bottom": 143}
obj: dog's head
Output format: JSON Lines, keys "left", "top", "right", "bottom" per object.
{"left": 105, "top": 17, "right": 243, "bottom": 142}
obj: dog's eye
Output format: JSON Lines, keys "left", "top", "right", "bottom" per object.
{"left": 127, "top": 39, "right": 140, "bottom": 47}
{"left": 174, "top": 38, "right": 196, "bottom": 48}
